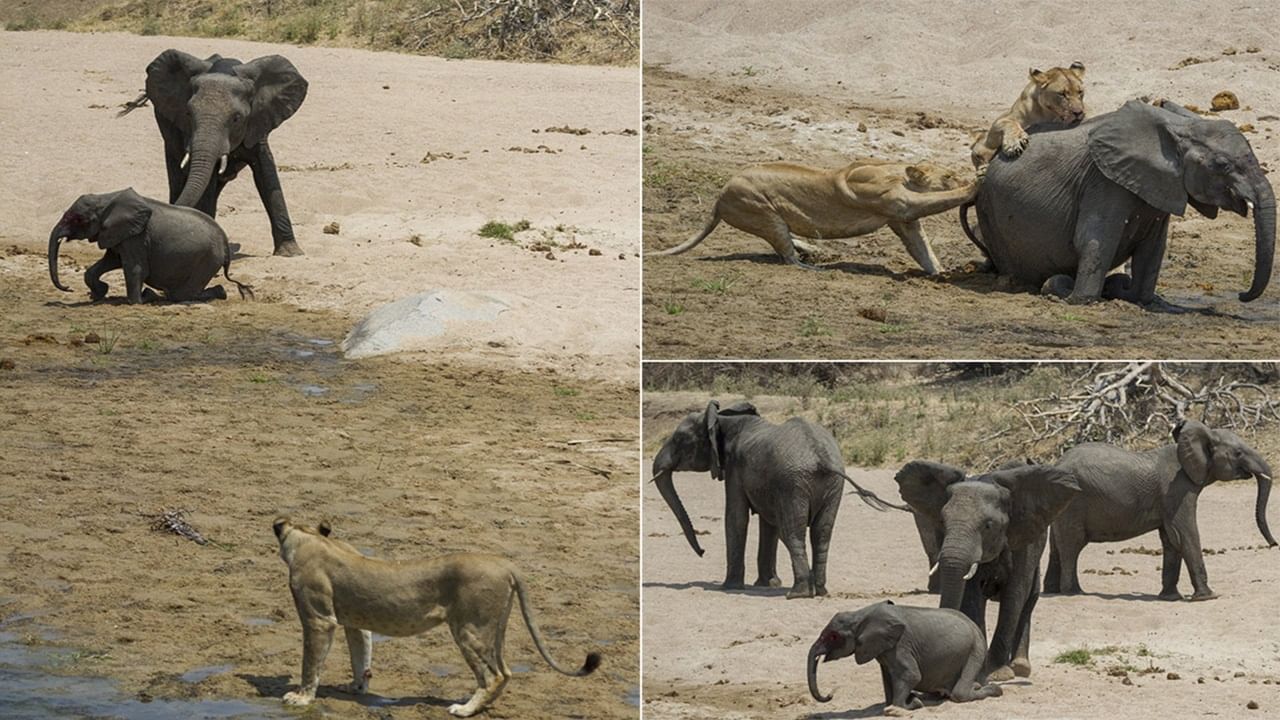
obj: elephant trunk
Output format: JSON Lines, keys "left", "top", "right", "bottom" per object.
{"left": 175, "top": 128, "right": 227, "bottom": 208}
{"left": 936, "top": 540, "right": 981, "bottom": 611}
{"left": 1240, "top": 180, "right": 1275, "bottom": 302}
{"left": 653, "top": 469, "right": 705, "bottom": 557}
{"left": 48, "top": 223, "right": 71, "bottom": 292}
{"left": 807, "top": 641, "right": 832, "bottom": 703}
{"left": 1254, "top": 461, "right": 1276, "bottom": 547}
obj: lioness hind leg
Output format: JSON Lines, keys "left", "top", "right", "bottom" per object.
{"left": 343, "top": 627, "right": 372, "bottom": 695}
{"left": 447, "top": 623, "right": 509, "bottom": 718}
{"left": 283, "top": 620, "right": 337, "bottom": 706}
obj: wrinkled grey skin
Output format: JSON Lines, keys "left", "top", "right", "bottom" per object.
{"left": 963, "top": 99, "right": 1274, "bottom": 306}
{"left": 48, "top": 188, "right": 251, "bottom": 304}
{"left": 896, "top": 460, "right": 1080, "bottom": 679}
{"left": 121, "top": 49, "right": 308, "bottom": 256}
{"left": 1047, "top": 419, "right": 1275, "bottom": 600}
{"left": 651, "top": 400, "right": 906, "bottom": 599}
{"left": 807, "top": 600, "right": 1001, "bottom": 714}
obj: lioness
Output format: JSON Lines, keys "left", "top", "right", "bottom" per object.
{"left": 658, "top": 161, "right": 976, "bottom": 274}
{"left": 971, "top": 63, "right": 1087, "bottom": 169}
{"left": 274, "top": 517, "right": 600, "bottom": 717}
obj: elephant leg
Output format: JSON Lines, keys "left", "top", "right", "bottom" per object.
{"left": 1041, "top": 274, "right": 1076, "bottom": 299}
{"left": 1053, "top": 524, "right": 1087, "bottom": 595}
{"left": 1010, "top": 567, "right": 1038, "bottom": 678}
{"left": 884, "top": 659, "right": 924, "bottom": 714}
{"left": 1124, "top": 214, "right": 1169, "bottom": 306}
{"left": 959, "top": 581, "right": 987, "bottom": 635}
{"left": 121, "top": 254, "right": 147, "bottom": 305}
{"left": 722, "top": 491, "right": 749, "bottom": 590}
{"left": 779, "top": 520, "right": 813, "bottom": 599}
{"left": 84, "top": 251, "right": 122, "bottom": 300}
{"left": 1169, "top": 496, "right": 1217, "bottom": 600}
{"left": 250, "top": 141, "right": 303, "bottom": 257}
{"left": 887, "top": 219, "right": 942, "bottom": 275}
{"left": 1157, "top": 526, "right": 1183, "bottom": 600}
{"left": 1067, "top": 184, "right": 1134, "bottom": 304}
{"left": 950, "top": 646, "right": 1002, "bottom": 702}
{"left": 753, "top": 519, "right": 780, "bottom": 587}
{"left": 880, "top": 663, "right": 894, "bottom": 706}
{"left": 808, "top": 497, "right": 840, "bottom": 596}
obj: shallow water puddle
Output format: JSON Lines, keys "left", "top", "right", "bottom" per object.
{"left": 0, "top": 633, "right": 283, "bottom": 719}
{"left": 624, "top": 685, "right": 640, "bottom": 707}
{"left": 180, "top": 663, "right": 234, "bottom": 683}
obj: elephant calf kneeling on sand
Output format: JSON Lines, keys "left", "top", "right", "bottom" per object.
{"left": 808, "top": 600, "right": 1002, "bottom": 715}
{"left": 48, "top": 188, "right": 252, "bottom": 304}
{"left": 1046, "top": 419, "right": 1275, "bottom": 600}
{"left": 650, "top": 400, "right": 907, "bottom": 599}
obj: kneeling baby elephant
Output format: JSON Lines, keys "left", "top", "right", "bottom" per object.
{"left": 808, "top": 600, "right": 1001, "bottom": 715}
{"left": 48, "top": 188, "right": 252, "bottom": 304}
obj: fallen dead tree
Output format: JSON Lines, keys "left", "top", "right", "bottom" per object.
{"left": 997, "top": 363, "right": 1280, "bottom": 452}
{"left": 409, "top": 0, "right": 638, "bottom": 60}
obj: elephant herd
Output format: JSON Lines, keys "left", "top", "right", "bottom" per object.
{"left": 650, "top": 401, "right": 1274, "bottom": 714}
{"left": 48, "top": 49, "right": 308, "bottom": 303}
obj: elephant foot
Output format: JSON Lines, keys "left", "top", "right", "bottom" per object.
{"left": 785, "top": 583, "right": 815, "bottom": 599}
{"left": 1040, "top": 274, "right": 1074, "bottom": 299}
{"left": 1158, "top": 589, "right": 1183, "bottom": 601}
{"left": 1011, "top": 658, "right": 1032, "bottom": 678}
{"left": 87, "top": 283, "right": 109, "bottom": 301}
{"left": 753, "top": 576, "right": 782, "bottom": 588}
{"left": 814, "top": 585, "right": 829, "bottom": 597}
{"left": 1101, "top": 273, "right": 1134, "bottom": 300}
{"left": 721, "top": 579, "right": 745, "bottom": 591}
{"left": 986, "top": 665, "right": 1015, "bottom": 682}
{"left": 978, "top": 683, "right": 1003, "bottom": 699}
{"left": 882, "top": 705, "right": 912, "bottom": 717}
{"left": 274, "top": 240, "right": 304, "bottom": 257}
{"left": 140, "top": 288, "right": 161, "bottom": 303}
{"left": 1189, "top": 589, "right": 1220, "bottom": 602}
{"left": 200, "top": 285, "right": 228, "bottom": 301}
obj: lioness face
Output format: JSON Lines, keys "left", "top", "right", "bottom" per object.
{"left": 1031, "top": 62, "right": 1086, "bottom": 124}
{"left": 905, "top": 164, "right": 968, "bottom": 192}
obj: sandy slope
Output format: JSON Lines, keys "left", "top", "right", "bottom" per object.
{"left": 0, "top": 30, "right": 639, "bottom": 379}
{"left": 642, "top": 395, "right": 1280, "bottom": 719}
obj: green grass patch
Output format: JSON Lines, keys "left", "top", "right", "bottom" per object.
{"left": 478, "top": 219, "right": 531, "bottom": 242}
{"left": 1054, "top": 649, "right": 1093, "bottom": 665}
{"left": 664, "top": 302, "right": 686, "bottom": 316}
{"left": 553, "top": 386, "right": 579, "bottom": 397}
{"left": 691, "top": 274, "right": 740, "bottom": 295}
{"left": 799, "top": 317, "right": 829, "bottom": 337}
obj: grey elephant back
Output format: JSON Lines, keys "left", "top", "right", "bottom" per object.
{"left": 740, "top": 417, "right": 844, "bottom": 477}
{"left": 975, "top": 117, "right": 1098, "bottom": 283}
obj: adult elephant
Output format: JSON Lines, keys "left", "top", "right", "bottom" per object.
{"left": 962, "top": 99, "right": 1273, "bottom": 305}
{"left": 1046, "top": 419, "right": 1275, "bottom": 600}
{"left": 895, "top": 460, "right": 1080, "bottom": 679}
{"left": 121, "top": 50, "right": 308, "bottom": 256}
{"left": 650, "top": 400, "right": 907, "bottom": 599}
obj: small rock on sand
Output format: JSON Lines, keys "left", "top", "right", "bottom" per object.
{"left": 323, "top": 222, "right": 341, "bottom": 235}
{"left": 1212, "top": 91, "right": 1240, "bottom": 111}
{"left": 1248, "top": 700, "right": 1259, "bottom": 710}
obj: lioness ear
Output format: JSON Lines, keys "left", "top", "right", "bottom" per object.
{"left": 272, "top": 517, "right": 287, "bottom": 539}
{"left": 1069, "top": 61, "right": 1085, "bottom": 78}
{"left": 1029, "top": 67, "right": 1048, "bottom": 85}
{"left": 318, "top": 520, "right": 332, "bottom": 537}
{"left": 905, "top": 165, "right": 927, "bottom": 185}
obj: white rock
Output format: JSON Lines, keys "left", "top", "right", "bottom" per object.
{"left": 341, "top": 290, "right": 510, "bottom": 359}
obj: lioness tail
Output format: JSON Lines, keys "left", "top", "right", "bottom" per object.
{"left": 655, "top": 207, "right": 720, "bottom": 256}
{"left": 512, "top": 574, "right": 600, "bottom": 676}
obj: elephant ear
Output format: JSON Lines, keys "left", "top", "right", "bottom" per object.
{"left": 989, "top": 465, "right": 1082, "bottom": 548}
{"left": 1174, "top": 419, "right": 1213, "bottom": 485}
{"left": 703, "top": 400, "right": 723, "bottom": 481}
{"left": 854, "top": 604, "right": 905, "bottom": 665}
{"left": 97, "top": 189, "right": 152, "bottom": 250}
{"left": 894, "top": 460, "right": 967, "bottom": 525}
{"left": 145, "top": 50, "right": 214, "bottom": 131}
{"left": 235, "top": 55, "right": 308, "bottom": 147}
{"left": 1088, "top": 99, "right": 1188, "bottom": 216}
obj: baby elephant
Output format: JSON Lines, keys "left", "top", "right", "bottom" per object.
{"left": 808, "top": 600, "right": 1001, "bottom": 715}
{"left": 48, "top": 188, "right": 251, "bottom": 303}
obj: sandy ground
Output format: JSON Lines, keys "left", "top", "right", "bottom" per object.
{"left": 641, "top": 393, "right": 1280, "bottom": 719}
{"left": 0, "top": 28, "right": 639, "bottom": 719}
{"left": 0, "top": 30, "right": 639, "bottom": 380}
{"left": 641, "top": 1, "right": 1280, "bottom": 360}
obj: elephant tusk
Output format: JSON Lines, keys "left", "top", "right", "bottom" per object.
{"left": 928, "top": 562, "right": 940, "bottom": 577}
{"left": 1260, "top": 473, "right": 1272, "bottom": 482}
{"left": 648, "top": 475, "right": 661, "bottom": 484}
{"left": 218, "top": 154, "right": 228, "bottom": 176}
{"left": 180, "top": 152, "right": 190, "bottom": 169}
{"left": 963, "top": 563, "right": 979, "bottom": 580}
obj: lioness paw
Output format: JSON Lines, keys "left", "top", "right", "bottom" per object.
{"left": 448, "top": 703, "right": 479, "bottom": 717}
{"left": 1001, "top": 134, "right": 1028, "bottom": 157}
{"left": 282, "top": 690, "right": 314, "bottom": 706}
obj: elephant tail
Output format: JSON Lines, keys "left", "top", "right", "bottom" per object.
{"left": 116, "top": 92, "right": 150, "bottom": 118}
{"left": 959, "top": 201, "right": 994, "bottom": 267}
{"left": 836, "top": 471, "right": 911, "bottom": 512}
{"left": 222, "top": 260, "right": 255, "bottom": 301}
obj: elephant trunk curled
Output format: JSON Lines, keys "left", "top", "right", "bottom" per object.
{"left": 1254, "top": 461, "right": 1276, "bottom": 547}
{"left": 653, "top": 468, "right": 705, "bottom": 557}
{"left": 1241, "top": 182, "right": 1275, "bottom": 302}
{"left": 807, "top": 640, "right": 832, "bottom": 702}
{"left": 48, "top": 223, "right": 70, "bottom": 292}
{"left": 176, "top": 127, "right": 227, "bottom": 208}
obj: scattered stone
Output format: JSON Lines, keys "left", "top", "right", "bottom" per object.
{"left": 857, "top": 121, "right": 868, "bottom": 132}
{"left": 1198, "top": 677, "right": 1206, "bottom": 684}
{"left": 420, "top": 151, "right": 462, "bottom": 164}
{"left": 1184, "top": 103, "right": 1203, "bottom": 113}
{"left": 588, "top": 248, "right": 602, "bottom": 256}
{"left": 0, "top": 359, "right": 13, "bottom": 370}
{"left": 1248, "top": 700, "right": 1260, "bottom": 710}
{"left": 382, "top": 85, "right": 390, "bottom": 90}
{"left": 544, "top": 251, "right": 556, "bottom": 261}
{"left": 1223, "top": 47, "right": 1238, "bottom": 56}
{"left": 544, "top": 125, "right": 590, "bottom": 135}
{"left": 1246, "top": 45, "right": 1261, "bottom": 53}
{"left": 1167, "top": 672, "right": 1180, "bottom": 680}
{"left": 617, "top": 253, "right": 626, "bottom": 260}
{"left": 323, "top": 221, "right": 340, "bottom": 235}
{"left": 84, "top": 332, "right": 100, "bottom": 344}
{"left": 1121, "top": 676, "right": 1134, "bottom": 686}
{"left": 1239, "top": 123, "right": 1256, "bottom": 133}
{"left": 1174, "top": 56, "right": 1207, "bottom": 68}
{"left": 858, "top": 307, "right": 888, "bottom": 323}
{"left": 408, "top": 235, "right": 423, "bottom": 247}
{"left": 1212, "top": 91, "right": 1240, "bottom": 111}
{"left": 891, "top": 128, "right": 905, "bottom": 136}
{"left": 22, "top": 334, "right": 57, "bottom": 345}
{"left": 1236, "top": 671, "right": 1247, "bottom": 678}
